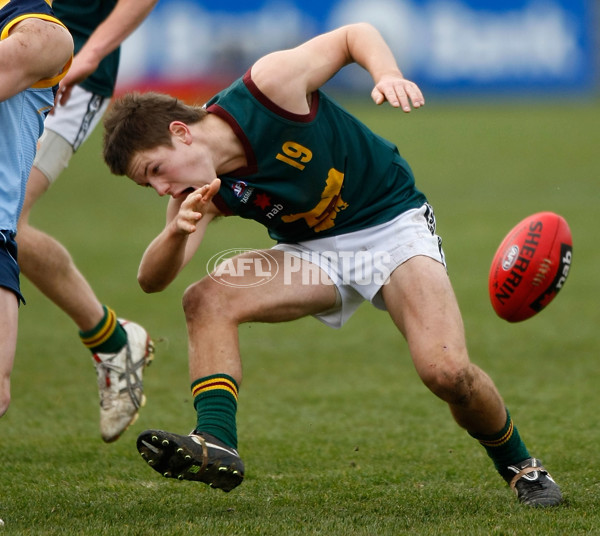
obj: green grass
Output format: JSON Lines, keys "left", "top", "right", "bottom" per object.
{"left": 2, "top": 96, "right": 599, "bottom": 535}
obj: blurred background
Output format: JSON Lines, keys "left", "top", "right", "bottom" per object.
{"left": 116, "top": 0, "right": 599, "bottom": 102}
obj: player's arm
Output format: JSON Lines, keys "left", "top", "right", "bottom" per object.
{"left": 0, "top": 18, "right": 73, "bottom": 101}
{"left": 251, "top": 22, "right": 424, "bottom": 113}
{"left": 56, "top": 0, "right": 158, "bottom": 106}
{"left": 138, "top": 179, "right": 221, "bottom": 293}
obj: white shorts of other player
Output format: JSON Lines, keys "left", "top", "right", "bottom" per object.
{"left": 33, "top": 85, "right": 111, "bottom": 184}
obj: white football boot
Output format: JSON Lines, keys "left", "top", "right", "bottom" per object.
{"left": 92, "top": 320, "right": 154, "bottom": 442}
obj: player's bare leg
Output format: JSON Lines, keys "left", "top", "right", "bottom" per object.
{"left": 183, "top": 249, "right": 337, "bottom": 384}
{"left": 382, "top": 255, "right": 506, "bottom": 433}
{"left": 17, "top": 167, "right": 104, "bottom": 331}
{"left": 382, "top": 255, "right": 562, "bottom": 506}
{"left": 16, "top": 167, "right": 154, "bottom": 441}
{"left": 137, "top": 249, "right": 338, "bottom": 490}
{"left": 0, "top": 288, "right": 18, "bottom": 417}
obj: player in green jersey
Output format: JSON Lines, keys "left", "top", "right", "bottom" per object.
{"left": 102, "top": 22, "right": 563, "bottom": 506}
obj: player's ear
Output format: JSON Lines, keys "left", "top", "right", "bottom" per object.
{"left": 169, "top": 121, "right": 192, "bottom": 144}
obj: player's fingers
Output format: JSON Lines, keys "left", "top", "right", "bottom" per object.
{"left": 371, "top": 87, "right": 385, "bottom": 106}
{"left": 406, "top": 83, "right": 425, "bottom": 109}
{"left": 177, "top": 219, "right": 198, "bottom": 234}
{"left": 373, "top": 75, "right": 426, "bottom": 111}
{"left": 182, "top": 189, "right": 203, "bottom": 205}
{"left": 386, "top": 87, "right": 403, "bottom": 108}
{"left": 176, "top": 204, "right": 203, "bottom": 234}
{"left": 397, "top": 91, "right": 411, "bottom": 112}
{"left": 58, "top": 85, "right": 74, "bottom": 107}
{"left": 396, "top": 82, "right": 425, "bottom": 112}
{"left": 203, "top": 178, "right": 221, "bottom": 201}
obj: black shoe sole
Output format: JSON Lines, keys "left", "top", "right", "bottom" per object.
{"left": 137, "top": 429, "right": 244, "bottom": 492}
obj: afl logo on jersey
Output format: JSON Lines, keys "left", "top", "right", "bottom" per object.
{"left": 231, "top": 181, "right": 254, "bottom": 204}
{"left": 232, "top": 181, "right": 247, "bottom": 197}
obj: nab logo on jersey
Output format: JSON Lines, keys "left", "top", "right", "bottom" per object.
{"left": 266, "top": 204, "right": 284, "bottom": 219}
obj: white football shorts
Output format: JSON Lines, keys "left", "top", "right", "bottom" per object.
{"left": 272, "top": 203, "right": 446, "bottom": 328}
{"left": 33, "top": 85, "right": 111, "bottom": 183}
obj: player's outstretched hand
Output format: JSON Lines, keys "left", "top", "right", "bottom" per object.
{"left": 52, "top": 51, "right": 100, "bottom": 110}
{"left": 175, "top": 178, "right": 221, "bottom": 234}
{"left": 371, "top": 72, "right": 425, "bottom": 112}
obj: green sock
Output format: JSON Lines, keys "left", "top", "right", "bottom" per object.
{"left": 192, "top": 374, "right": 239, "bottom": 449}
{"left": 469, "top": 409, "right": 530, "bottom": 477}
{"left": 79, "top": 305, "right": 127, "bottom": 354}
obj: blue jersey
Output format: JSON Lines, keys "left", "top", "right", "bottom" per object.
{"left": 1, "top": 0, "right": 57, "bottom": 35}
{"left": 0, "top": 0, "right": 70, "bottom": 231}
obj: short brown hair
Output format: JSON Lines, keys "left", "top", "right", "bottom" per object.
{"left": 102, "top": 92, "right": 207, "bottom": 176}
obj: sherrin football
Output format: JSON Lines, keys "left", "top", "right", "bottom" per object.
{"left": 489, "top": 212, "right": 572, "bottom": 322}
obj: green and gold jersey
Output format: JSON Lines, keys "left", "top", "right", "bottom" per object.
{"left": 52, "top": 0, "right": 118, "bottom": 97}
{"left": 208, "top": 71, "right": 427, "bottom": 243}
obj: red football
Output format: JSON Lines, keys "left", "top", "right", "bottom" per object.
{"left": 489, "top": 212, "right": 573, "bottom": 322}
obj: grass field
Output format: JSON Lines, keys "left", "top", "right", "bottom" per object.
{"left": 2, "top": 94, "right": 599, "bottom": 535}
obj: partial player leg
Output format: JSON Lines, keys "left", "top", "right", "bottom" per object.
{"left": 0, "top": 287, "right": 18, "bottom": 417}
{"left": 381, "top": 255, "right": 562, "bottom": 506}
{"left": 183, "top": 249, "right": 338, "bottom": 386}
{"left": 137, "top": 249, "right": 338, "bottom": 490}
{"left": 383, "top": 255, "right": 506, "bottom": 432}
{"left": 17, "top": 165, "right": 154, "bottom": 442}
{"left": 17, "top": 166, "right": 105, "bottom": 331}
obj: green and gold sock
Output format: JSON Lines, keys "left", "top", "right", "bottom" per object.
{"left": 469, "top": 409, "right": 530, "bottom": 478}
{"left": 192, "top": 374, "right": 239, "bottom": 449}
{"left": 79, "top": 305, "right": 127, "bottom": 355}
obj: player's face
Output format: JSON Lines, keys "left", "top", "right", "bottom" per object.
{"left": 128, "top": 142, "right": 213, "bottom": 199}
